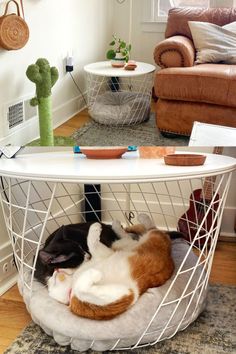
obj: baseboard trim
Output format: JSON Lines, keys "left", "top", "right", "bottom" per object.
{"left": 218, "top": 235, "right": 236, "bottom": 243}
{"left": 0, "top": 93, "right": 87, "bottom": 146}
{"left": 0, "top": 240, "right": 12, "bottom": 255}
{"left": 0, "top": 274, "right": 17, "bottom": 296}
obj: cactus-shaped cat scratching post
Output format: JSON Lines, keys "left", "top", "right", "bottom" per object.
{"left": 26, "top": 58, "right": 59, "bottom": 146}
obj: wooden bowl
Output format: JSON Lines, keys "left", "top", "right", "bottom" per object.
{"left": 80, "top": 147, "right": 127, "bottom": 159}
{"left": 164, "top": 154, "right": 206, "bottom": 166}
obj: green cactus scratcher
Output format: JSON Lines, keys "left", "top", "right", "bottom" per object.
{"left": 26, "top": 58, "right": 59, "bottom": 146}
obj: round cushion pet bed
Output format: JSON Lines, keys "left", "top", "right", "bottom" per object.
{"left": 18, "top": 239, "right": 207, "bottom": 352}
{"left": 88, "top": 91, "right": 150, "bottom": 126}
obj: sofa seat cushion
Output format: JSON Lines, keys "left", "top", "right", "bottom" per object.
{"left": 155, "top": 64, "right": 236, "bottom": 108}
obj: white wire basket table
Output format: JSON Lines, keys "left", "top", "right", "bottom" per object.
{"left": 0, "top": 150, "right": 235, "bottom": 351}
{"left": 84, "top": 61, "right": 155, "bottom": 126}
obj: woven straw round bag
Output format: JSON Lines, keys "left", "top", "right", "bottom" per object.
{"left": 0, "top": 0, "right": 29, "bottom": 50}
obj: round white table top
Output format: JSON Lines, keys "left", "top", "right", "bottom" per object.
{"left": 84, "top": 61, "right": 156, "bottom": 78}
{"left": 0, "top": 151, "right": 235, "bottom": 184}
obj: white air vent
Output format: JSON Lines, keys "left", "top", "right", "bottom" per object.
{"left": 24, "top": 99, "right": 37, "bottom": 121}
{"left": 7, "top": 102, "right": 24, "bottom": 129}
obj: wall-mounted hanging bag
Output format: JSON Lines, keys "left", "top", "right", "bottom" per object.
{"left": 0, "top": 0, "right": 29, "bottom": 50}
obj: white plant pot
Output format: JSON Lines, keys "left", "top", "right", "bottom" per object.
{"left": 111, "top": 53, "right": 126, "bottom": 68}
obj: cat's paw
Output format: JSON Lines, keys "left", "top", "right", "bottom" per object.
{"left": 112, "top": 219, "right": 122, "bottom": 232}
{"left": 90, "top": 222, "right": 102, "bottom": 236}
{"left": 88, "top": 222, "right": 102, "bottom": 250}
{"left": 87, "top": 268, "right": 102, "bottom": 283}
{"left": 138, "top": 213, "right": 155, "bottom": 230}
{"left": 112, "top": 219, "right": 128, "bottom": 239}
{"left": 74, "top": 269, "right": 102, "bottom": 294}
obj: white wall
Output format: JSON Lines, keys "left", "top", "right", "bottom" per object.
{"left": 0, "top": 0, "right": 113, "bottom": 145}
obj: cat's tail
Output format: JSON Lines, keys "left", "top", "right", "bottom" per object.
{"left": 70, "top": 269, "right": 137, "bottom": 320}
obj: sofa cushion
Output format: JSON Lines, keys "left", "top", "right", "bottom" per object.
{"left": 156, "top": 99, "right": 236, "bottom": 136}
{"left": 155, "top": 64, "right": 236, "bottom": 108}
{"left": 188, "top": 21, "right": 236, "bottom": 64}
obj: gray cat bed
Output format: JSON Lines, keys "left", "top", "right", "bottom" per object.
{"left": 18, "top": 239, "right": 207, "bottom": 352}
{"left": 88, "top": 91, "right": 150, "bottom": 126}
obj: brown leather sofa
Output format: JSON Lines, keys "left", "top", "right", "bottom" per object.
{"left": 154, "top": 7, "right": 236, "bottom": 136}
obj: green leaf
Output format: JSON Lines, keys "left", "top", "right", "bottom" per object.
{"left": 120, "top": 41, "right": 126, "bottom": 49}
{"left": 109, "top": 40, "right": 115, "bottom": 46}
{"left": 128, "top": 44, "right": 132, "bottom": 51}
{"left": 106, "top": 49, "right": 116, "bottom": 59}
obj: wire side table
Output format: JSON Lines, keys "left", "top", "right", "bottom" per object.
{"left": 84, "top": 61, "right": 156, "bottom": 126}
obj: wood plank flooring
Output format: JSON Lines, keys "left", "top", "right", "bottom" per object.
{"left": 0, "top": 241, "right": 235, "bottom": 353}
{"left": 54, "top": 109, "right": 91, "bottom": 137}
{"left": 0, "top": 286, "right": 31, "bottom": 354}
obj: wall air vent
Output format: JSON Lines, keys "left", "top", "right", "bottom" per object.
{"left": 7, "top": 101, "right": 24, "bottom": 129}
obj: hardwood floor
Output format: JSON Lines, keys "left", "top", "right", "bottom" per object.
{"left": 53, "top": 109, "right": 91, "bottom": 137}
{"left": 0, "top": 286, "right": 31, "bottom": 354}
{"left": 0, "top": 241, "right": 235, "bottom": 353}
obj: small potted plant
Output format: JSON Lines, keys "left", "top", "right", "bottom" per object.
{"left": 106, "top": 35, "right": 132, "bottom": 68}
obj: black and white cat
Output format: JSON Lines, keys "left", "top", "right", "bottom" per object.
{"left": 34, "top": 222, "right": 119, "bottom": 285}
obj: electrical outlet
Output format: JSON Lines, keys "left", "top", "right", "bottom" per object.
{"left": 10, "top": 258, "right": 16, "bottom": 269}
{"left": 0, "top": 254, "right": 17, "bottom": 283}
{"left": 66, "top": 53, "right": 74, "bottom": 72}
{"left": 3, "top": 263, "right": 9, "bottom": 273}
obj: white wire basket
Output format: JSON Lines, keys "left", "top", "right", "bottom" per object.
{"left": 84, "top": 61, "right": 154, "bottom": 126}
{"left": 0, "top": 152, "right": 234, "bottom": 351}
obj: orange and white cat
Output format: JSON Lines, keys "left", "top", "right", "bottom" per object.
{"left": 47, "top": 214, "right": 176, "bottom": 320}
{"left": 70, "top": 214, "right": 175, "bottom": 320}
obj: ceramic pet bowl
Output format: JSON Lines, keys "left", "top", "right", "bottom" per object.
{"left": 80, "top": 147, "right": 127, "bottom": 159}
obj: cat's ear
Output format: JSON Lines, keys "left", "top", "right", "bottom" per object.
{"left": 39, "top": 250, "right": 54, "bottom": 264}
{"left": 39, "top": 250, "right": 77, "bottom": 264}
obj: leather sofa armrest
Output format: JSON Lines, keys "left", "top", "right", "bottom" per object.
{"left": 154, "top": 35, "right": 195, "bottom": 68}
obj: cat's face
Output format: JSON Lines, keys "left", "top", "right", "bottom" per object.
{"left": 39, "top": 224, "right": 91, "bottom": 270}
{"left": 47, "top": 268, "right": 75, "bottom": 305}
{"left": 39, "top": 241, "right": 89, "bottom": 269}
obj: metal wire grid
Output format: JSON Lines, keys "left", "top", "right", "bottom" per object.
{"left": 86, "top": 72, "right": 153, "bottom": 126}
{"left": 0, "top": 172, "right": 232, "bottom": 350}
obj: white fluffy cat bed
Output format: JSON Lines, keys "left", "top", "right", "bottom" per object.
{"left": 88, "top": 91, "right": 150, "bottom": 126}
{"left": 18, "top": 239, "right": 207, "bottom": 352}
